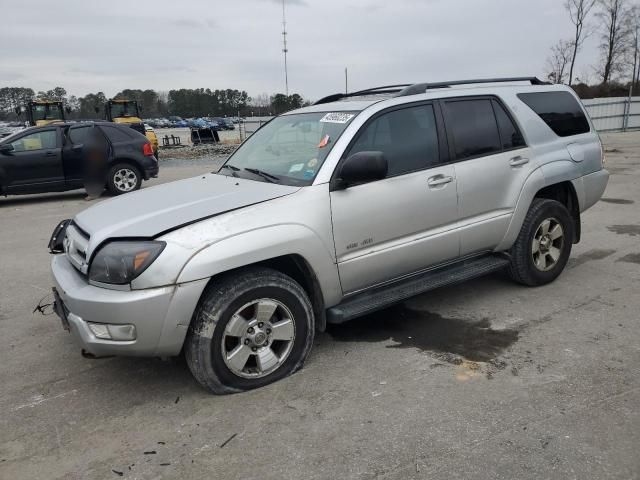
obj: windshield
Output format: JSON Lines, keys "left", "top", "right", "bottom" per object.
{"left": 220, "top": 111, "right": 356, "bottom": 186}
{"left": 110, "top": 102, "right": 138, "bottom": 119}
{"left": 32, "top": 104, "right": 63, "bottom": 121}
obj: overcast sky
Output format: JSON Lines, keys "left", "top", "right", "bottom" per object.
{"left": 1, "top": 0, "right": 605, "bottom": 101}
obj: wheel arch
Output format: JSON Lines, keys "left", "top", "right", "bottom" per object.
{"left": 496, "top": 166, "right": 581, "bottom": 251}
{"left": 193, "top": 254, "right": 328, "bottom": 332}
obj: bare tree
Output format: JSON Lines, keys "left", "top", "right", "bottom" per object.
{"left": 565, "top": 0, "right": 597, "bottom": 85}
{"left": 596, "top": 0, "right": 633, "bottom": 83}
{"left": 546, "top": 40, "right": 575, "bottom": 84}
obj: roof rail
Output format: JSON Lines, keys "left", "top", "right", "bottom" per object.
{"left": 313, "top": 77, "right": 548, "bottom": 105}
{"left": 313, "top": 84, "right": 412, "bottom": 105}
{"left": 395, "top": 77, "right": 548, "bottom": 97}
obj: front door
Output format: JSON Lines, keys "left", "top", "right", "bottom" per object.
{"left": 330, "top": 103, "right": 460, "bottom": 294}
{"left": 1, "top": 128, "right": 63, "bottom": 192}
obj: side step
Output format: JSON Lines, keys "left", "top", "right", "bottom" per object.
{"left": 327, "top": 254, "right": 510, "bottom": 324}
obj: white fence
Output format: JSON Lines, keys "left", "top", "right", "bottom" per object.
{"left": 583, "top": 96, "right": 640, "bottom": 133}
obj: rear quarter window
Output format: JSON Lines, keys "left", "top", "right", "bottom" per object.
{"left": 517, "top": 91, "right": 590, "bottom": 137}
{"left": 101, "top": 125, "right": 134, "bottom": 143}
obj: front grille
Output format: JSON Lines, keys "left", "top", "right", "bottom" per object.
{"left": 64, "top": 223, "right": 90, "bottom": 275}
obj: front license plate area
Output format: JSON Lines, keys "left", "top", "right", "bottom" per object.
{"left": 52, "top": 287, "right": 70, "bottom": 331}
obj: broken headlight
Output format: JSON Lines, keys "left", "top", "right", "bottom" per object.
{"left": 89, "top": 241, "right": 165, "bottom": 285}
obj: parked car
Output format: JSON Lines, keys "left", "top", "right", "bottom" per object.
{"left": 1, "top": 121, "right": 158, "bottom": 196}
{"left": 49, "top": 77, "right": 608, "bottom": 394}
{"left": 0, "top": 126, "right": 12, "bottom": 138}
{"left": 216, "top": 117, "right": 235, "bottom": 130}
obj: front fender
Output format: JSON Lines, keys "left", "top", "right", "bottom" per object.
{"left": 176, "top": 224, "right": 343, "bottom": 307}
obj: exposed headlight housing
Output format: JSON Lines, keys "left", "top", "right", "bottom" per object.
{"left": 89, "top": 241, "right": 165, "bottom": 285}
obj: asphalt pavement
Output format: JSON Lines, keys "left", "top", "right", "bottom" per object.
{"left": 1, "top": 133, "right": 639, "bottom": 479}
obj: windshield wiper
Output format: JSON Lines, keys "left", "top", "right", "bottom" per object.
{"left": 244, "top": 168, "right": 279, "bottom": 183}
{"left": 219, "top": 164, "right": 240, "bottom": 177}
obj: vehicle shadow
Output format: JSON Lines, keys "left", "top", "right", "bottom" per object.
{"left": 0, "top": 190, "right": 87, "bottom": 206}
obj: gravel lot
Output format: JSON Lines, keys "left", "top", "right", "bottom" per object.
{"left": 1, "top": 132, "right": 639, "bottom": 479}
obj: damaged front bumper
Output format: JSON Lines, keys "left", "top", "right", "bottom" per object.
{"left": 50, "top": 254, "right": 207, "bottom": 357}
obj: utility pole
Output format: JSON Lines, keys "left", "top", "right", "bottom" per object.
{"left": 345, "top": 67, "right": 348, "bottom": 94}
{"left": 282, "top": 0, "right": 289, "bottom": 96}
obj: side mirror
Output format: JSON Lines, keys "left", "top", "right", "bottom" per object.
{"left": 0, "top": 144, "right": 14, "bottom": 154}
{"left": 337, "top": 151, "right": 387, "bottom": 187}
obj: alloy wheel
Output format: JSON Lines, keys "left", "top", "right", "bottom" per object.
{"left": 531, "top": 217, "right": 564, "bottom": 272}
{"left": 221, "top": 298, "right": 296, "bottom": 379}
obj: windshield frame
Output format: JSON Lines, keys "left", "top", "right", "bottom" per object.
{"left": 219, "top": 111, "right": 357, "bottom": 187}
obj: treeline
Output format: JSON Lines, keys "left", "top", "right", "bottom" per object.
{"left": 0, "top": 86, "right": 308, "bottom": 121}
{"left": 546, "top": 0, "right": 640, "bottom": 91}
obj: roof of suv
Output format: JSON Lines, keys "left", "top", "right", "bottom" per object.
{"left": 289, "top": 77, "right": 572, "bottom": 115}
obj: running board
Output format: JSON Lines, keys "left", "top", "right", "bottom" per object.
{"left": 327, "top": 255, "right": 510, "bottom": 324}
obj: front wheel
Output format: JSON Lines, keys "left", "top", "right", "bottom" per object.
{"left": 508, "top": 199, "right": 573, "bottom": 286}
{"left": 107, "top": 163, "right": 142, "bottom": 195}
{"left": 185, "top": 267, "right": 315, "bottom": 394}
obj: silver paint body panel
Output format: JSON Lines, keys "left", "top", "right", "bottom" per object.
{"left": 50, "top": 82, "right": 608, "bottom": 356}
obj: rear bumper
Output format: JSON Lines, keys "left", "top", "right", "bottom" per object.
{"left": 51, "top": 254, "right": 207, "bottom": 357}
{"left": 571, "top": 169, "right": 609, "bottom": 212}
{"left": 144, "top": 162, "right": 159, "bottom": 179}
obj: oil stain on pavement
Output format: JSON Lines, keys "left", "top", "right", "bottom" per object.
{"left": 568, "top": 249, "right": 617, "bottom": 269}
{"left": 607, "top": 225, "right": 640, "bottom": 236}
{"left": 601, "top": 198, "right": 634, "bottom": 205}
{"left": 327, "top": 304, "right": 519, "bottom": 363}
{"left": 617, "top": 253, "right": 640, "bottom": 264}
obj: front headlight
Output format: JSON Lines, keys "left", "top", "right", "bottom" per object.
{"left": 89, "top": 241, "right": 165, "bottom": 285}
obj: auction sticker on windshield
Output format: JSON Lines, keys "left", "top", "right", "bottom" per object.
{"left": 320, "top": 112, "right": 355, "bottom": 124}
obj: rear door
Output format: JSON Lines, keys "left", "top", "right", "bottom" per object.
{"left": 62, "top": 124, "right": 95, "bottom": 184}
{"left": 330, "top": 102, "right": 459, "bottom": 294}
{"left": 441, "top": 97, "right": 534, "bottom": 256}
{"left": 1, "top": 128, "right": 64, "bottom": 192}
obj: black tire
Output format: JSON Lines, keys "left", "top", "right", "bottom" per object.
{"left": 508, "top": 198, "right": 573, "bottom": 286}
{"left": 185, "top": 267, "right": 315, "bottom": 394}
{"left": 107, "top": 163, "right": 142, "bottom": 195}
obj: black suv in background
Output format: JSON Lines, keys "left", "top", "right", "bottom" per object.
{"left": 0, "top": 122, "right": 158, "bottom": 196}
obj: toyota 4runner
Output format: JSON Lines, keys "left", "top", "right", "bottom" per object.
{"left": 49, "top": 77, "right": 609, "bottom": 393}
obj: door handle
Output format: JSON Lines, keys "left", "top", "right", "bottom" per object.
{"left": 427, "top": 175, "right": 453, "bottom": 187}
{"left": 509, "top": 156, "right": 529, "bottom": 167}
{"left": 44, "top": 151, "right": 57, "bottom": 157}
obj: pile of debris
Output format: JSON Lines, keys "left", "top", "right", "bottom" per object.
{"left": 159, "top": 143, "right": 239, "bottom": 160}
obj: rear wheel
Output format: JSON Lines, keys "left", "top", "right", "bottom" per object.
{"left": 185, "top": 267, "right": 315, "bottom": 394}
{"left": 508, "top": 199, "right": 573, "bottom": 286}
{"left": 107, "top": 163, "right": 142, "bottom": 195}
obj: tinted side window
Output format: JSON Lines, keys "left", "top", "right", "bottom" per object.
{"left": 101, "top": 126, "right": 133, "bottom": 143}
{"left": 444, "top": 99, "right": 501, "bottom": 160}
{"left": 68, "top": 126, "right": 92, "bottom": 145}
{"left": 347, "top": 104, "right": 440, "bottom": 177}
{"left": 492, "top": 100, "right": 525, "bottom": 150}
{"left": 517, "top": 92, "right": 590, "bottom": 137}
{"left": 11, "top": 130, "right": 57, "bottom": 152}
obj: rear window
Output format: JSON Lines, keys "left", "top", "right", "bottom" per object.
{"left": 101, "top": 125, "right": 133, "bottom": 143}
{"left": 517, "top": 91, "right": 590, "bottom": 137}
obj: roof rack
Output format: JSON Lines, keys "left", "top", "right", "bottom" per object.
{"left": 313, "top": 77, "right": 547, "bottom": 105}
{"left": 314, "top": 84, "right": 412, "bottom": 105}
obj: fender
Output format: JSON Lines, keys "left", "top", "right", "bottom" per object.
{"left": 496, "top": 160, "right": 584, "bottom": 251}
{"left": 495, "top": 168, "right": 546, "bottom": 251}
{"left": 176, "top": 223, "right": 343, "bottom": 308}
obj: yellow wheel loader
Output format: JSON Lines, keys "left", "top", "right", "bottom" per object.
{"left": 105, "top": 99, "right": 159, "bottom": 158}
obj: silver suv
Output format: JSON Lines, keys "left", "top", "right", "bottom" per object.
{"left": 49, "top": 77, "right": 609, "bottom": 393}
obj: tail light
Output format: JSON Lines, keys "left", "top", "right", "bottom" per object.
{"left": 142, "top": 142, "right": 154, "bottom": 157}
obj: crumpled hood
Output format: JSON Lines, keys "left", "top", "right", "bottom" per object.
{"left": 74, "top": 173, "right": 299, "bottom": 254}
